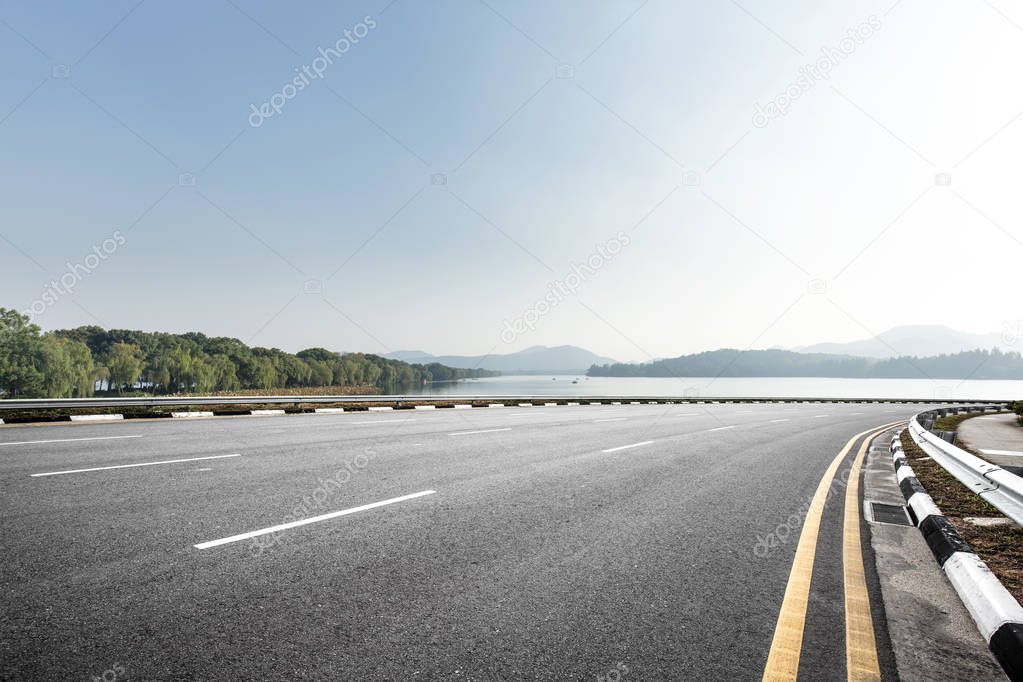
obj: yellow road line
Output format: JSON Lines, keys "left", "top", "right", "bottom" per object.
{"left": 844, "top": 423, "right": 903, "bottom": 680}
{"left": 762, "top": 422, "right": 903, "bottom": 681}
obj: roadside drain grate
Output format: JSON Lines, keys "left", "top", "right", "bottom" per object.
{"left": 869, "top": 502, "right": 913, "bottom": 526}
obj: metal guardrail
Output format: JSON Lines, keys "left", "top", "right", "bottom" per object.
{"left": 0, "top": 395, "right": 1008, "bottom": 411}
{"left": 908, "top": 405, "right": 1023, "bottom": 525}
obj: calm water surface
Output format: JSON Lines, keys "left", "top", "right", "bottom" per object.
{"left": 417, "top": 375, "right": 1023, "bottom": 400}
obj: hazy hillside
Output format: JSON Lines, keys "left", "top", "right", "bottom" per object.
{"left": 796, "top": 325, "right": 1009, "bottom": 359}
{"left": 588, "top": 347, "right": 1023, "bottom": 380}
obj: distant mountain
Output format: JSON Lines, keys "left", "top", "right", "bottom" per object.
{"left": 796, "top": 325, "right": 1010, "bottom": 359}
{"left": 588, "top": 347, "right": 1023, "bottom": 380}
{"left": 385, "top": 350, "right": 434, "bottom": 362}
{"left": 385, "top": 345, "right": 617, "bottom": 374}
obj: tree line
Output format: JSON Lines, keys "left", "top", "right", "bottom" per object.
{"left": 587, "top": 348, "right": 1023, "bottom": 380}
{"left": 0, "top": 308, "right": 496, "bottom": 398}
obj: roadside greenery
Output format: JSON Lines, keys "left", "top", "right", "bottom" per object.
{"left": 0, "top": 308, "right": 495, "bottom": 398}
{"left": 1012, "top": 401, "right": 1023, "bottom": 426}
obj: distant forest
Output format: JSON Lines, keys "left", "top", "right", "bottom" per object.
{"left": 587, "top": 348, "right": 1023, "bottom": 380}
{"left": 0, "top": 308, "right": 497, "bottom": 398}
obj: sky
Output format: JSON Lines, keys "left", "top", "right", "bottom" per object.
{"left": 1, "top": 0, "right": 1021, "bottom": 364}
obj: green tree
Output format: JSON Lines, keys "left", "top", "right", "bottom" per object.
{"left": 94, "top": 365, "right": 110, "bottom": 393}
{"left": 0, "top": 308, "right": 45, "bottom": 397}
{"left": 39, "top": 335, "right": 74, "bottom": 397}
{"left": 144, "top": 351, "right": 172, "bottom": 393}
{"left": 105, "top": 343, "right": 144, "bottom": 393}
{"left": 193, "top": 357, "right": 217, "bottom": 393}
{"left": 210, "top": 354, "right": 240, "bottom": 391}
{"left": 36, "top": 335, "right": 96, "bottom": 397}
{"left": 306, "top": 359, "right": 333, "bottom": 387}
{"left": 65, "top": 338, "right": 97, "bottom": 397}
{"left": 166, "top": 346, "right": 195, "bottom": 392}
{"left": 254, "top": 357, "right": 276, "bottom": 389}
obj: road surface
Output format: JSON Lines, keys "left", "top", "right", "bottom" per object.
{"left": 1, "top": 402, "right": 930, "bottom": 680}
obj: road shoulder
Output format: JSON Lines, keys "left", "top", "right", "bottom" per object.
{"left": 863, "top": 430, "right": 1007, "bottom": 681}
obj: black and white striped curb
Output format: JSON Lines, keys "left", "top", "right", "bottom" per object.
{"left": 891, "top": 433, "right": 1023, "bottom": 680}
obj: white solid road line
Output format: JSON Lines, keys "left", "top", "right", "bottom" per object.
{"left": 708, "top": 425, "right": 735, "bottom": 432}
{"left": 32, "top": 454, "right": 240, "bottom": 477}
{"left": 1, "top": 434, "right": 143, "bottom": 447}
{"left": 351, "top": 419, "right": 416, "bottom": 425}
{"left": 594, "top": 418, "right": 628, "bottom": 423}
{"left": 813, "top": 415, "right": 829, "bottom": 418}
{"left": 194, "top": 490, "right": 437, "bottom": 550}
{"left": 770, "top": 419, "right": 790, "bottom": 423}
{"left": 602, "top": 440, "right": 654, "bottom": 453}
{"left": 449, "top": 428, "right": 512, "bottom": 436}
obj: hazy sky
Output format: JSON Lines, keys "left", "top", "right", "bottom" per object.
{"left": 2, "top": 1, "right": 1021, "bottom": 363}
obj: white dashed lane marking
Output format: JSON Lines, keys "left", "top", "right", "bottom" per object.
{"left": 32, "top": 454, "right": 241, "bottom": 477}
{"left": 0, "top": 435, "right": 143, "bottom": 447}
{"left": 449, "top": 428, "right": 512, "bottom": 436}
{"left": 194, "top": 490, "right": 437, "bottom": 550}
{"left": 602, "top": 440, "right": 654, "bottom": 453}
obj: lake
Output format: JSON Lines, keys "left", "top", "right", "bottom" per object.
{"left": 418, "top": 375, "right": 1023, "bottom": 400}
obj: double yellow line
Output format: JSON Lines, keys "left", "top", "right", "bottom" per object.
{"left": 762, "top": 421, "right": 904, "bottom": 681}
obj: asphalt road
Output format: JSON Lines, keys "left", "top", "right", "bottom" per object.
{"left": 0, "top": 402, "right": 929, "bottom": 680}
